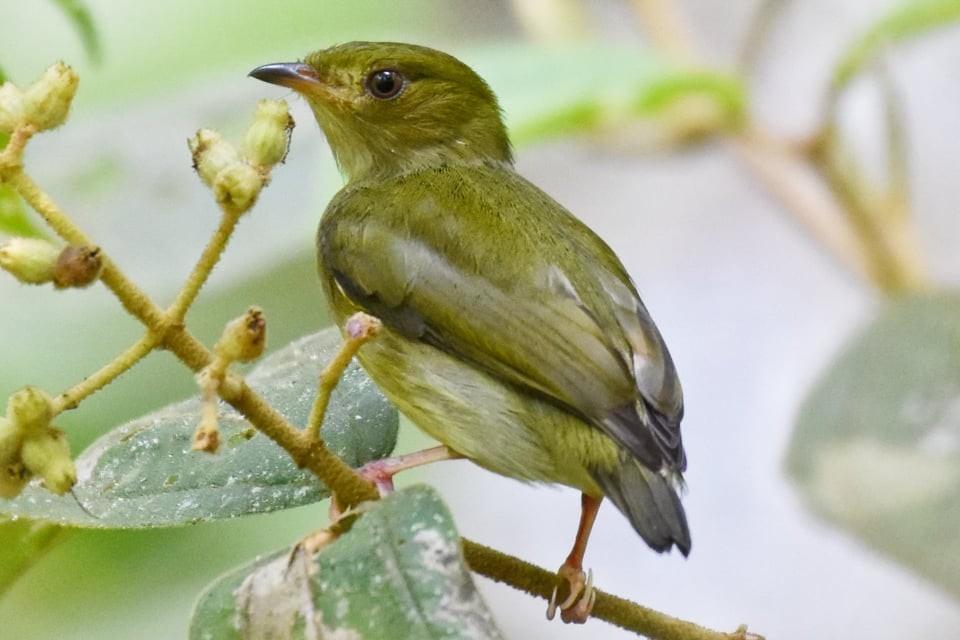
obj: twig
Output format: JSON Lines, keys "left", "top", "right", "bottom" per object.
{"left": 630, "top": 0, "right": 700, "bottom": 62}
{"left": 463, "top": 540, "right": 761, "bottom": 639}
{"left": 4, "top": 160, "right": 378, "bottom": 505}
{"left": 736, "top": 0, "right": 789, "bottom": 73}
{"left": 53, "top": 332, "right": 159, "bottom": 412}
{"left": 166, "top": 202, "right": 246, "bottom": 322}
{"left": 306, "top": 313, "right": 382, "bottom": 440}
{"left": 729, "top": 129, "right": 875, "bottom": 284}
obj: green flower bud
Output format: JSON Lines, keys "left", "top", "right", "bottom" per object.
{"left": 189, "top": 128, "right": 239, "bottom": 189}
{"left": 215, "top": 306, "right": 266, "bottom": 362}
{"left": 53, "top": 244, "right": 103, "bottom": 289}
{"left": 21, "top": 427, "right": 76, "bottom": 495}
{"left": 0, "top": 461, "right": 30, "bottom": 499}
{"left": 240, "top": 99, "right": 293, "bottom": 168}
{"left": 0, "top": 82, "right": 25, "bottom": 135}
{"left": 7, "top": 386, "right": 54, "bottom": 434}
{"left": 0, "top": 416, "right": 24, "bottom": 467}
{"left": 0, "top": 237, "right": 60, "bottom": 284}
{"left": 213, "top": 161, "right": 264, "bottom": 212}
{"left": 23, "top": 61, "right": 79, "bottom": 132}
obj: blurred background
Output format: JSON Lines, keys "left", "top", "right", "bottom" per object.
{"left": 1, "top": 0, "right": 959, "bottom": 638}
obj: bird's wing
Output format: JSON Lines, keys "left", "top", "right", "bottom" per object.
{"left": 320, "top": 171, "right": 684, "bottom": 472}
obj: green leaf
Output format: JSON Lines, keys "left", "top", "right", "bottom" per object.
{"left": 51, "top": 0, "right": 102, "bottom": 63}
{"left": 0, "top": 519, "right": 69, "bottom": 597}
{"left": 471, "top": 44, "right": 745, "bottom": 147}
{"left": 0, "top": 64, "right": 7, "bottom": 85}
{"left": 831, "top": 0, "right": 960, "bottom": 94}
{"left": 190, "top": 486, "right": 503, "bottom": 640}
{"left": 787, "top": 292, "right": 960, "bottom": 600}
{"left": 0, "top": 328, "right": 398, "bottom": 528}
{"left": 0, "top": 184, "right": 47, "bottom": 238}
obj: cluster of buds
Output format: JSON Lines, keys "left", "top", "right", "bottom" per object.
{"left": 193, "top": 307, "right": 267, "bottom": 453}
{"left": 0, "top": 61, "right": 79, "bottom": 135}
{"left": 188, "top": 100, "right": 293, "bottom": 213}
{"left": 0, "top": 386, "right": 76, "bottom": 498}
{"left": 0, "top": 237, "right": 103, "bottom": 288}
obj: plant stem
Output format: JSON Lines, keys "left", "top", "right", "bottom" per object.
{"left": 809, "top": 128, "right": 927, "bottom": 294}
{"left": 7, "top": 163, "right": 378, "bottom": 506}
{"left": 54, "top": 332, "right": 159, "bottom": 413}
{"left": 630, "top": 0, "right": 699, "bottom": 62}
{"left": 462, "top": 539, "right": 760, "bottom": 639}
{"left": 730, "top": 130, "right": 875, "bottom": 284}
{"left": 166, "top": 203, "right": 244, "bottom": 322}
{"left": 306, "top": 314, "right": 380, "bottom": 440}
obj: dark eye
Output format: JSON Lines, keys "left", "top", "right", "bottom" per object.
{"left": 366, "top": 69, "right": 406, "bottom": 100}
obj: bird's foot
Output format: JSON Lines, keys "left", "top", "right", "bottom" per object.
{"left": 328, "top": 447, "right": 460, "bottom": 521}
{"left": 357, "top": 445, "right": 461, "bottom": 497}
{"left": 354, "top": 457, "right": 398, "bottom": 495}
{"left": 546, "top": 565, "right": 595, "bottom": 624}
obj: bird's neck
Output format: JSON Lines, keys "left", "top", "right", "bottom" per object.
{"left": 339, "top": 145, "right": 513, "bottom": 184}
{"left": 311, "top": 106, "right": 513, "bottom": 183}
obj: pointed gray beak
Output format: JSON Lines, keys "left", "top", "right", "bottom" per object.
{"left": 248, "top": 62, "right": 321, "bottom": 92}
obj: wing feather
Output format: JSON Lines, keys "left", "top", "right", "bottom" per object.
{"left": 320, "top": 166, "right": 685, "bottom": 472}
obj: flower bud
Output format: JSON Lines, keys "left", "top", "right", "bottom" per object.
{"left": 7, "top": 386, "right": 54, "bottom": 434}
{"left": 0, "top": 462, "right": 30, "bottom": 499}
{"left": 0, "top": 416, "right": 23, "bottom": 467}
{"left": 345, "top": 312, "right": 383, "bottom": 341}
{"left": 53, "top": 244, "right": 103, "bottom": 289}
{"left": 22, "top": 62, "right": 79, "bottom": 132}
{"left": 0, "top": 237, "right": 60, "bottom": 284}
{"left": 189, "top": 128, "right": 239, "bottom": 188}
{"left": 0, "top": 82, "right": 25, "bottom": 134}
{"left": 213, "top": 161, "right": 263, "bottom": 212}
{"left": 215, "top": 306, "right": 266, "bottom": 363}
{"left": 240, "top": 99, "right": 293, "bottom": 168}
{"left": 21, "top": 427, "right": 75, "bottom": 495}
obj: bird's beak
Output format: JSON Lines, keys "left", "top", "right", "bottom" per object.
{"left": 248, "top": 62, "right": 322, "bottom": 93}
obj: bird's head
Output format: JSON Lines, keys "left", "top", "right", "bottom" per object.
{"left": 250, "top": 41, "right": 513, "bottom": 182}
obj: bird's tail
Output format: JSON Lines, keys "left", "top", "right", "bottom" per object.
{"left": 591, "top": 453, "right": 691, "bottom": 556}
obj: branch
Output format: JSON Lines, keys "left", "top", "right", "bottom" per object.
{"left": 634, "top": 0, "right": 930, "bottom": 295}
{"left": 463, "top": 540, "right": 761, "bottom": 639}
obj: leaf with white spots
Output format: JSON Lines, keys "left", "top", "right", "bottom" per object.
{"left": 189, "top": 486, "right": 504, "bottom": 640}
{"left": 0, "top": 328, "right": 398, "bottom": 528}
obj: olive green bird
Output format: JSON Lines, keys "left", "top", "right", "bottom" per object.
{"left": 251, "top": 41, "right": 689, "bottom": 623}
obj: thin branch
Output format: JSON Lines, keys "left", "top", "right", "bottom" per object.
{"left": 729, "top": 129, "right": 875, "bottom": 284}
{"left": 632, "top": 0, "right": 930, "bottom": 295}
{"left": 808, "top": 127, "right": 927, "bottom": 293}
{"left": 306, "top": 313, "right": 381, "bottom": 440}
{"left": 6, "top": 161, "right": 379, "bottom": 506}
{"left": 53, "top": 331, "right": 159, "bottom": 413}
{"left": 736, "top": 0, "right": 789, "bottom": 73}
{"left": 463, "top": 540, "right": 761, "bottom": 639}
{"left": 876, "top": 60, "right": 910, "bottom": 221}
{"left": 165, "top": 203, "right": 245, "bottom": 322}
{"left": 630, "top": 0, "right": 700, "bottom": 62}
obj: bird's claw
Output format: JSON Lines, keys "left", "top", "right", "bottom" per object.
{"left": 546, "top": 566, "right": 595, "bottom": 624}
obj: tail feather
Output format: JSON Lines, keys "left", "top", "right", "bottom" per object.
{"left": 592, "top": 455, "right": 691, "bottom": 556}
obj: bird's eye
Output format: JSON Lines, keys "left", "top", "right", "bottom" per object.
{"left": 365, "top": 69, "right": 406, "bottom": 100}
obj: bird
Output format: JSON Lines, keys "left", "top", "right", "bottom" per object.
{"left": 250, "top": 41, "right": 689, "bottom": 624}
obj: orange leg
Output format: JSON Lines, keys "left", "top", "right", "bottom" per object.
{"left": 547, "top": 493, "right": 601, "bottom": 624}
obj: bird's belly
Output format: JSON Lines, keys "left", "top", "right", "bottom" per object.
{"left": 353, "top": 326, "right": 619, "bottom": 495}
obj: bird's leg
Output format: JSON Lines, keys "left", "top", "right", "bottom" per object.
{"left": 547, "top": 492, "right": 601, "bottom": 624}
{"left": 329, "top": 445, "right": 462, "bottom": 520}
{"left": 356, "top": 444, "right": 462, "bottom": 494}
